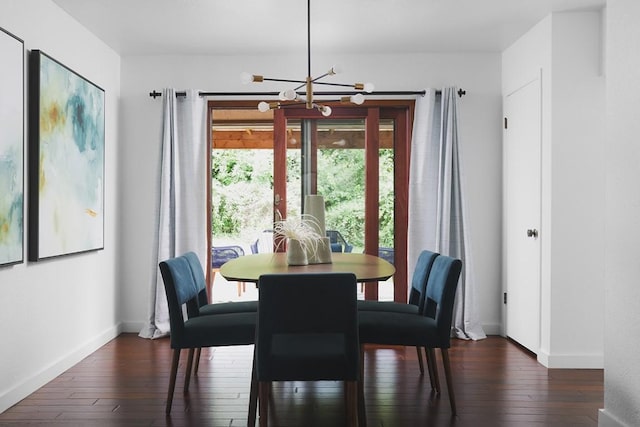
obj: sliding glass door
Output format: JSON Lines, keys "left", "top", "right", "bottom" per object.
{"left": 210, "top": 101, "right": 412, "bottom": 302}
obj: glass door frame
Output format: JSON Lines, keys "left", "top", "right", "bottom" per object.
{"left": 207, "top": 99, "right": 414, "bottom": 303}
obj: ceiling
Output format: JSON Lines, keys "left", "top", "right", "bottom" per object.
{"left": 52, "top": 0, "right": 605, "bottom": 56}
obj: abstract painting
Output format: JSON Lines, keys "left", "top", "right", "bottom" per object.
{"left": 28, "top": 50, "right": 104, "bottom": 261}
{"left": 0, "top": 27, "right": 24, "bottom": 267}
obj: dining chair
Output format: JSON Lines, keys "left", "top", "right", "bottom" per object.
{"left": 158, "top": 255, "right": 257, "bottom": 415}
{"left": 358, "top": 254, "right": 463, "bottom": 415}
{"left": 183, "top": 251, "right": 258, "bottom": 375}
{"left": 256, "top": 273, "right": 360, "bottom": 427}
{"left": 357, "top": 249, "right": 439, "bottom": 377}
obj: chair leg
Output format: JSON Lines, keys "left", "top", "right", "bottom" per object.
{"left": 210, "top": 269, "right": 218, "bottom": 304}
{"left": 166, "top": 349, "right": 180, "bottom": 415}
{"left": 184, "top": 348, "right": 195, "bottom": 392}
{"left": 427, "top": 347, "right": 440, "bottom": 394}
{"left": 259, "top": 381, "right": 270, "bottom": 427}
{"left": 441, "top": 348, "right": 457, "bottom": 415}
{"left": 193, "top": 348, "right": 202, "bottom": 375}
{"left": 345, "top": 380, "right": 359, "bottom": 427}
{"left": 424, "top": 346, "right": 436, "bottom": 390}
{"left": 416, "top": 346, "right": 425, "bottom": 375}
{"left": 358, "top": 346, "right": 367, "bottom": 427}
{"left": 248, "top": 351, "right": 258, "bottom": 426}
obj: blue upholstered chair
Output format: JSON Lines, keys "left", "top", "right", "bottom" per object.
{"left": 357, "top": 250, "right": 439, "bottom": 376}
{"left": 182, "top": 252, "right": 258, "bottom": 375}
{"left": 159, "top": 255, "right": 257, "bottom": 415}
{"left": 256, "top": 273, "right": 360, "bottom": 426}
{"left": 358, "top": 255, "right": 463, "bottom": 415}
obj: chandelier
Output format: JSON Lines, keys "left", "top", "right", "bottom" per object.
{"left": 240, "top": 0, "right": 374, "bottom": 117}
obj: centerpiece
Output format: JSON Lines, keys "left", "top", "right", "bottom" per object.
{"left": 273, "top": 195, "right": 333, "bottom": 265}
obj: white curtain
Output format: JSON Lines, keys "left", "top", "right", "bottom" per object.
{"left": 408, "top": 87, "right": 486, "bottom": 341}
{"left": 139, "top": 89, "right": 208, "bottom": 339}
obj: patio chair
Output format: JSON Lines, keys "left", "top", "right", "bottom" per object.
{"left": 212, "top": 245, "right": 246, "bottom": 296}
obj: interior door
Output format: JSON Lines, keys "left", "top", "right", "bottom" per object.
{"left": 504, "top": 77, "right": 542, "bottom": 354}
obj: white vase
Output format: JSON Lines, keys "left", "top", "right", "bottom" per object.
{"left": 286, "top": 239, "right": 308, "bottom": 265}
{"left": 307, "top": 236, "right": 332, "bottom": 264}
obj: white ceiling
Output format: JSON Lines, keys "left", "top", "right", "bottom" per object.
{"left": 52, "top": 0, "right": 605, "bottom": 56}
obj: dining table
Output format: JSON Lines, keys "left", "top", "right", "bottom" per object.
{"left": 219, "top": 252, "right": 395, "bottom": 283}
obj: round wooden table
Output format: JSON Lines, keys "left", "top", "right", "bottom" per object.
{"left": 220, "top": 252, "right": 395, "bottom": 283}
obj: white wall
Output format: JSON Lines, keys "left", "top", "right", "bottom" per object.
{"left": 600, "top": 1, "right": 640, "bottom": 425}
{"left": 0, "top": 0, "right": 121, "bottom": 413}
{"left": 118, "top": 52, "right": 504, "bottom": 335}
{"left": 502, "top": 11, "right": 605, "bottom": 368}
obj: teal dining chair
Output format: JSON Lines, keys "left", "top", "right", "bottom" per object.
{"left": 357, "top": 249, "right": 439, "bottom": 378}
{"left": 158, "top": 255, "right": 257, "bottom": 416}
{"left": 255, "top": 273, "right": 360, "bottom": 426}
{"left": 358, "top": 255, "right": 463, "bottom": 415}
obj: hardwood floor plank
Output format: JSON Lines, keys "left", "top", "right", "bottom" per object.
{"left": 0, "top": 335, "right": 602, "bottom": 427}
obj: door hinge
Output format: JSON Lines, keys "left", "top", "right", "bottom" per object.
{"left": 503, "top": 292, "right": 507, "bottom": 304}
{"left": 504, "top": 117, "right": 508, "bottom": 129}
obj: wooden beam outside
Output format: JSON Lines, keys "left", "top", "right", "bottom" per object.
{"left": 212, "top": 129, "right": 394, "bottom": 149}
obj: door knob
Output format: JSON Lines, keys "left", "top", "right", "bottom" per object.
{"left": 527, "top": 229, "right": 539, "bottom": 238}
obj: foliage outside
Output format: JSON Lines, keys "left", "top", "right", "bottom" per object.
{"left": 211, "top": 148, "right": 394, "bottom": 251}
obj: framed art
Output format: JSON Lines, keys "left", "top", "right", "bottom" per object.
{"left": 0, "top": 27, "right": 24, "bottom": 267}
{"left": 28, "top": 50, "right": 105, "bottom": 261}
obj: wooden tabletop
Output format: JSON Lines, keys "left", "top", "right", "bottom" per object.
{"left": 220, "top": 252, "right": 395, "bottom": 283}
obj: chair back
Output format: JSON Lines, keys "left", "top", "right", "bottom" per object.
{"left": 377, "top": 247, "right": 395, "bottom": 265}
{"left": 159, "top": 256, "right": 199, "bottom": 345}
{"left": 408, "top": 250, "right": 439, "bottom": 311}
{"left": 423, "top": 255, "right": 463, "bottom": 346}
{"left": 183, "top": 251, "right": 208, "bottom": 317}
{"left": 256, "top": 273, "right": 359, "bottom": 381}
{"left": 326, "top": 230, "right": 353, "bottom": 253}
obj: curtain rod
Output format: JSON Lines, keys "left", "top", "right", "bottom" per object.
{"left": 148, "top": 88, "right": 466, "bottom": 99}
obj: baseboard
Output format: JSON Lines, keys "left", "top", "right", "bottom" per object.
{"left": 599, "top": 408, "right": 631, "bottom": 427}
{"left": 481, "top": 322, "right": 502, "bottom": 336}
{"left": 120, "top": 320, "right": 146, "bottom": 334}
{"left": 0, "top": 323, "right": 122, "bottom": 414}
{"left": 537, "top": 348, "right": 603, "bottom": 369}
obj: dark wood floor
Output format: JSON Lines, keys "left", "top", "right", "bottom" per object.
{"left": 0, "top": 334, "right": 603, "bottom": 427}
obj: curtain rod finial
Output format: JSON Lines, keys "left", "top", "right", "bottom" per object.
{"left": 457, "top": 88, "right": 466, "bottom": 98}
{"left": 150, "top": 90, "right": 162, "bottom": 99}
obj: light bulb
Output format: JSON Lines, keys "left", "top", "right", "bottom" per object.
{"left": 320, "top": 105, "right": 332, "bottom": 117}
{"left": 279, "top": 89, "right": 297, "bottom": 101}
{"left": 241, "top": 72, "right": 253, "bottom": 85}
{"left": 258, "top": 101, "right": 271, "bottom": 112}
{"left": 363, "top": 82, "right": 375, "bottom": 93}
{"left": 351, "top": 93, "right": 365, "bottom": 105}
{"left": 328, "top": 65, "right": 340, "bottom": 75}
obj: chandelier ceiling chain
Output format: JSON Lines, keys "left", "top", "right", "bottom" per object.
{"left": 241, "top": 0, "right": 374, "bottom": 117}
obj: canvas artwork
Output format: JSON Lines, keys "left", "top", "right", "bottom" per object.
{"left": 0, "top": 28, "right": 24, "bottom": 267}
{"left": 28, "top": 50, "right": 105, "bottom": 260}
